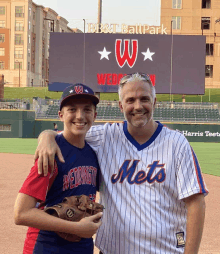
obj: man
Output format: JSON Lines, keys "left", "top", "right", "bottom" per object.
{"left": 35, "top": 73, "right": 208, "bottom": 254}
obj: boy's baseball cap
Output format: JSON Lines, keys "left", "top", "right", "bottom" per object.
{"left": 60, "top": 83, "right": 99, "bottom": 110}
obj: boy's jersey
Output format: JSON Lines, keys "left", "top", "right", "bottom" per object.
{"left": 19, "top": 134, "right": 100, "bottom": 254}
{"left": 85, "top": 121, "right": 208, "bottom": 254}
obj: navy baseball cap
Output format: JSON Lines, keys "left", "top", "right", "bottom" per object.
{"left": 60, "top": 83, "right": 99, "bottom": 110}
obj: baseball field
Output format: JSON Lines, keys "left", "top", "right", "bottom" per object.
{"left": 1, "top": 139, "right": 220, "bottom": 254}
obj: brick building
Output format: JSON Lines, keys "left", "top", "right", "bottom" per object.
{"left": 0, "top": 0, "right": 75, "bottom": 87}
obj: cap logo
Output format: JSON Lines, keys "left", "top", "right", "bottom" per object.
{"left": 74, "top": 85, "right": 83, "bottom": 94}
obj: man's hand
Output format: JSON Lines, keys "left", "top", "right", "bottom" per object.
{"left": 34, "top": 130, "right": 65, "bottom": 176}
{"left": 74, "top": 212, "right": 103, "bottom": 238}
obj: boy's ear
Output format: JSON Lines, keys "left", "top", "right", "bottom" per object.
{"left": 58, "top": 110, "right": 64, "bottom": 121}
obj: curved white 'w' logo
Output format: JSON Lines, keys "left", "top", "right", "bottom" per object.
{"left": 115, "top": 39, "right": 138, "bottom": 68}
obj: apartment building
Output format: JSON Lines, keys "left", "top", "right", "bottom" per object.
{"left": 0, "top": 0, "right": 74, "bottom": 87}
{"left": 161, "top": 0, "right": 220, "bottom": 88}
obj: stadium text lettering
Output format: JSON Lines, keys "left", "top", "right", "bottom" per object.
{"left": 88, "top": 23, "right": 167, "bottom": 35}
{"left": 97, "top": 73, "right": 156, "bottom": 86}
{"left": 179, "top": 130, "right": 220, "bottom": 137}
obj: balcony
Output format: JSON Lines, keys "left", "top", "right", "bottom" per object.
{"left": 14, "top": 54, "right": 23, "bottom": 59}
{"left": 15, "top": 40, "right": 24, "bottom": 45}
{"left": 15, "top": 27, "right": 24, "bottom": 31}
{"left": 15, "top": 13, "right": 24, "bottom": 18}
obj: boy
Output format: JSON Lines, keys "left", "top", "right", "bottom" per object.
{"left": 14, "top": 83, "right": 103, "bottom": 254}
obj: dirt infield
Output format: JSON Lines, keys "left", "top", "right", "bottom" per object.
{"left": 1, "top": 153, "right": 219, "bottom": 254}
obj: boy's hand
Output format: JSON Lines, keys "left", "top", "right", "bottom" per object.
{"left": 75, "top": 212, "right": 103, "bottom": 238}
{"left": 34, "top": 130, "right": 65, "bottom": 176}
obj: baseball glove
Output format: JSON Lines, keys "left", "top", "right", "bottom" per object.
{"left": 44, "top": 195, "right": 104, "bottom": 242}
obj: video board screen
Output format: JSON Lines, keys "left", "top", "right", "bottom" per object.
{"left": 48, "top": 33, "right": 205, "bottom": 94}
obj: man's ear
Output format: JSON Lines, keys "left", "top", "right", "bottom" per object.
{"left": 119, "top": 101, "right": 123, "bottom": 113}
{"left": 153, "top": 97, "right": 157, "bottom": 109}
{"left": 94, "top": 111, "right": 97, "bottom": 120}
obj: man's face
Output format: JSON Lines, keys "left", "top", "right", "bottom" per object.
{"left": 119, "top": 81, "right": 156, "bottom": 130}
{"left": 59, "top": 98, "right": 97, "bottom": 138}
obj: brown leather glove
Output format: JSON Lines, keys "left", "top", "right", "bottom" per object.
{"left": 44, "top": 195, "right": 104, "bottom": 242}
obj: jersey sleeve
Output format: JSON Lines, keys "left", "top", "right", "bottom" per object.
{"left": 176, "top": 139, "right": 208, "bottom": 200}
{"left": 85, "top": 124, "right": 106, "bottom": 152}
{"left": 19, "top": 160, "right": 58, "bottom": 202}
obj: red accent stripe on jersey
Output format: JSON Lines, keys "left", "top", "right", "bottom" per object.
{"left": 191, "top": 148, "right": 208, "bottom": 193}
{"left": 23, "top": 227, "right": 40, "bottom": 254}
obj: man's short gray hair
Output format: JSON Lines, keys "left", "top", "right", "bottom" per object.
{"left": 118, "top": 73, "right": 156, "bottom": 101}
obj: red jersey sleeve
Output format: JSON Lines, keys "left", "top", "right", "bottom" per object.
{"left": 19, "top": 159, "right": 58, "bottom": 202}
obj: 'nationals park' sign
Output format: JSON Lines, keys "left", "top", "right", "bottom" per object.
{"left": 48, "top": 33, "right": 206, "bottom": 94}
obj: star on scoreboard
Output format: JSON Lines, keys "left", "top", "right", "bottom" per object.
{"left": 141, "top": 48, "right": 155, "bottom": 61}
{"left": 98, "top": 47, "right": 111, "bottom": 60}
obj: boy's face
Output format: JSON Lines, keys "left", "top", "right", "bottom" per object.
{"left": 59, "top": 97, "right": 97, "bottom": 137}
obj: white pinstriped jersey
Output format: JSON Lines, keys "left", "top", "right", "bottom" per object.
{"left": 86, "top": 121, "right": 208, "bottom": 254}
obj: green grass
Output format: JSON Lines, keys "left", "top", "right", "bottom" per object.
{"left": 0, "top": 139, "right": 219, "bottom": 176}
{"left": 0, "top": 138, "right": 38, "bottom": 155}
{"left": 3, "top": 87, "right": 220, "bottom": 103}
{"left": 190, "top": 142, "right": 220, "bottom": 176}
{"left": 4, "top": 87, "right": 62, "bottom": 100}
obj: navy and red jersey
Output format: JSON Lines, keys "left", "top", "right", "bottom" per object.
{"left": 19, "top": 134, "right": 100, "bottom": 254}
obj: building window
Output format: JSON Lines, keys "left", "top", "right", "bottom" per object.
{"left": 0, "top": 7, "right": 5, "bottom": 15}
{"left": 205, "top": 65, "right": 213, "bottom": 77}
{"left": 33, "top": 11, "right": 35, "bottom": 20}
{"left": 0, "top": 20, "right": 5, "bottom": 28}
{"left": 172, "top": 0, "right": 182, "bottom": 9}
{"left": 0, "top": 124, "right": 11, "bottom": 131}
{"left": 15, "top": 34, "right": 23, "bottom": 45}
{"left": 172, "top": 16, "right": 181, "bottom": 29}
{"left": 202, "top": 0, "right": 211, "bottom": 9}
{"left": 0, "top": 48, "right": 5, "bottom": 56}
{"left": 14, "top": 61, "right": 22, "bottom": 69}
{"left": 15, "top": 6, "right": 24, "bottom": 17}
{"left": 28, "top": 48, "right": 31, "bottom": 57}
{"left": 28, "top": 35, "right": 30, "bottom": 44}
{"left": 201, "top": 17, "right": 210, "bottom": 30}
{"left": 0, "top": 34, "right": 5, "bottom": 43}
{"left": 29, "top": 21, "right": 31, "bottom": 30}
{"left": 15, "top": 49, "right": 23, "bottom": 59}
{"left": 206, "top": 43, "right": 213, "bottom": 55}
{"left": 15, "top": 21, "right": 24, "bottom": 31}
{"left": 0, "top": 61, "right": 4, "bottom": 69}
{"left": 28, "top": 62, "right": 30, "bottom": 70}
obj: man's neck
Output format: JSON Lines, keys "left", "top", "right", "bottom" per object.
{"left": 127, "top": 121, "right": 158, "bottom": 145}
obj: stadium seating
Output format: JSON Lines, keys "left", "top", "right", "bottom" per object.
{"left": 96, "top": 105, "right": 220, "bottom": 122}
{"left": 36, "top": 100, "right": 220, "bottom": 122}
{"left": 44, "top": 105, "right": 59, "bottom": 118}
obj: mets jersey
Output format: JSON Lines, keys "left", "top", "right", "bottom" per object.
{"left": 85, "top": 121, "right": 208, "bottom": 254}
{"left": 19, "top": 134, "right": 100, "bottom": 254}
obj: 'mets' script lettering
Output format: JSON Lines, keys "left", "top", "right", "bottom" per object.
{"left": 111, "top": 160, "right": 166, "bottom": 185}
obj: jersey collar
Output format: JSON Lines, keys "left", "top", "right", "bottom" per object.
{"left": 123, "top": 121, "right": 163, "bottom": 151}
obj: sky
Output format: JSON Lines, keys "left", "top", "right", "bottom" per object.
{"left": 34, "top": 0, "right": 161, "bottom": 32}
